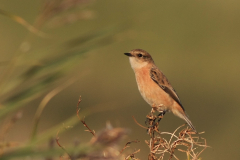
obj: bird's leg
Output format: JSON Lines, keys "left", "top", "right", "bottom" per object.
{"left": 157, "top": 110, "right": 166, "bottom": 123}
{"left": 156, "top": 104, "right": 166, "bottom": 123}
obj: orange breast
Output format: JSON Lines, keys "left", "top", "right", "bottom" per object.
{"left": 134, "top": 66, "right": 174, "bottom": 111}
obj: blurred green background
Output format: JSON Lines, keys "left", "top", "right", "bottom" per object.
{"left": 0, "top": 0, "right": 240, "bottom": 159}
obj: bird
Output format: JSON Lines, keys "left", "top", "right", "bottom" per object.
{"left": 124, "top": 49, "right": 196, "bottom": 132}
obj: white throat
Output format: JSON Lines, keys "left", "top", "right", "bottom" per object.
{"left": 129, "top": 57, "right": 148, "bottom": 70}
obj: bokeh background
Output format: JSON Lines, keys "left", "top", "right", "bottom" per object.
{"left": 0, "top": 0, "right": 240, "bottom": 159}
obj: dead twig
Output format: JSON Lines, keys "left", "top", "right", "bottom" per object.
{"left": 56, "top": 130, "right": 72, "bottom": 160}
{"left": 141, "top": 107, "right": 209, "bottom": 160}
{"left": 120, "top": 139, "right": 140, "bottom": 154}
{"left": 132, "top": 116, "right": 148, "bottom": 129}
{"left": 77, "top": 96, "right": 95, "bottom": 136}
{"left": 125, "top": 149, "right": 140, "bottom": 160}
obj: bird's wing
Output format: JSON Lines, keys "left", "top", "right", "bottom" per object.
{"left": 150, "top": 67, "right": 185, "bottom": 111}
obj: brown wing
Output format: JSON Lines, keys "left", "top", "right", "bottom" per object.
{"left": 150, "top": 67, "right": 185, "bottom": 111}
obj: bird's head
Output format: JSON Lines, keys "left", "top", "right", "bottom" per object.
{"left": 124, "top": 49, "right": 154, "bottom": 69}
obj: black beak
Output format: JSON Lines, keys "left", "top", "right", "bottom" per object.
{"left": 124, "top": 53, "right": 133, "bottom": 57}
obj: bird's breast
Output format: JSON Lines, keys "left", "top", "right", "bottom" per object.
{"left": 134, "top": 67, "right": 173, "bottom": 111}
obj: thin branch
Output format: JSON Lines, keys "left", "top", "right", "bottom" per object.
{"left": 168, "top": 124, "right": 186, "bottom": 144}
{"left": 132, "top": 116, "right": 148, "bottom": 129}
{"left": 77, "top": 96, "right": 95, "bottom": 136}
{"left": 120, "top": 140, "right": 140, "bottom": 154}
{"left": 125, "top": 149, "right": 140, "bottom": 160}
{"left": 196, "top": 138, "right": 208, "bottom": 158}
{"left": 56, "top": 130, "right": 72, "bottom": 160}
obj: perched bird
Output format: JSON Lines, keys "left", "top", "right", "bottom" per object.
{"left": 124, "top": 49, "right": 196, "bottom": 132}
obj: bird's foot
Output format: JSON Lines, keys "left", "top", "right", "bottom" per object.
{"left": 157, "top": 110, "right": 166, "bottom": 123}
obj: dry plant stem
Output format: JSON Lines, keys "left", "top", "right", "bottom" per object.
{"left": 120, "top": 140, "right": 140, "bottom": 154}
{"left": 125, "top": 149, "right": 140, "bottom": 160}
{"left": 146, "top": 110, "right": 157, "bottom": 160}
{"left": 77, "top": 96, "right": 95, "bottom": 136}
{"left": 196, "top": 138, "right": 208, "bottom": 158}
{"left": 165, "top": 127, "right": 208, "bottom": 160}
{"left": 168, "top": 124, "right": 186, "bottom": 144}
{"left": 132, "top": 116, "right": 148, "bottom": 129}
{"left": 143, "top": 106, "right": 209, "bottom": 160}
{"left": 56, "top": 130, "right": 72, "bottom": 160}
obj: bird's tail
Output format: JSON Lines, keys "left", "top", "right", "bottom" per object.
{"left": 172, "top": 109, "right": 197, "bottom": 133}
{"left": 182, "top": 114, "right": 197, "bottom": 133}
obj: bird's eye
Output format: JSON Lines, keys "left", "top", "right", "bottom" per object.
{"left": 137, "top": 53, "right": 143, "bottom": 57}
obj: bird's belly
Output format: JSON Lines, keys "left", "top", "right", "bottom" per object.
{"left": 135, "top": 71, "right": 173, "bottom": 111}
